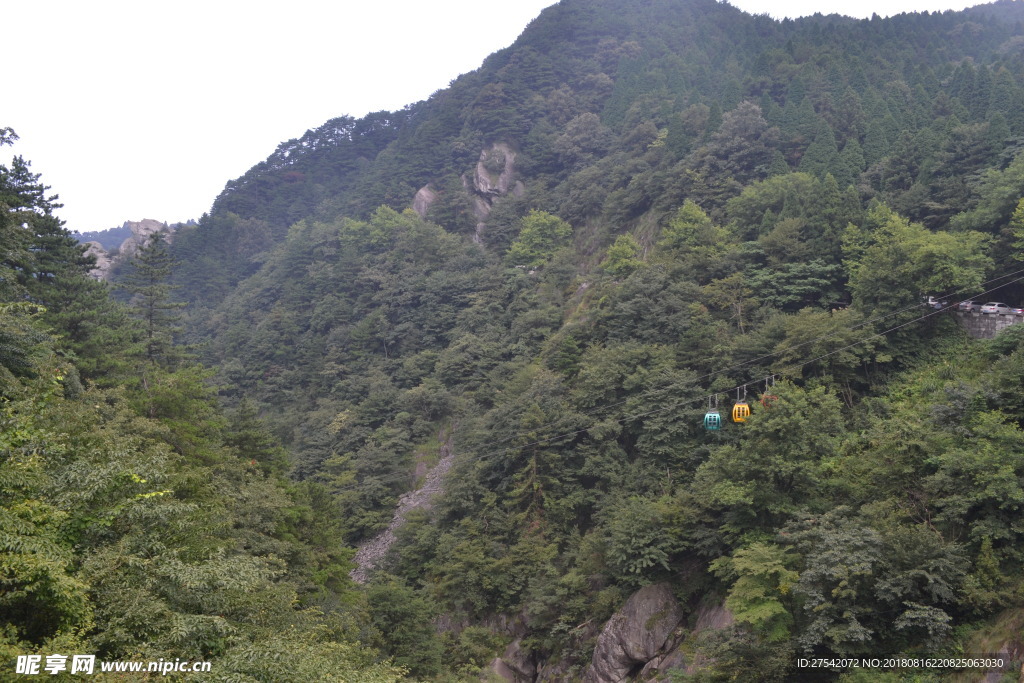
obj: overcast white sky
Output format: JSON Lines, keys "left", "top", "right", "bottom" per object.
{"left": 4, "top": 0, "right": 990, "bottom": 232}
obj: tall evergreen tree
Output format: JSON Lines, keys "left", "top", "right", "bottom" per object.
{"left": 862, "top": 120, "right": 889, "bottom": 167}
{"left": 798, "top": 121, "right": 840, "bottom": 179}
{"left": 835, "top": 139, "right": 865, "bottom": 188}
{"left": 117, "top": 233, "right": 184, "bottom": 367}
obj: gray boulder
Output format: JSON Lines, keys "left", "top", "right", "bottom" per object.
{"left": 583, "top": 583, "right": 683, "bottom": 683}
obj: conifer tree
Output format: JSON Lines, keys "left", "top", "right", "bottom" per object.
{"left": 798, "top": 121, "right": 840, "bottom": 179}
{"left": 835, "top": 139, "right": 865, "bottom": 188}
{"left": 0, "top": 137, "right": 121, "bottom": 379}
{"left": 862, "top": 120, "right": 889, "bottom": 167}
{"left": 118, "top": 233, "right": 184, "bottom": 367}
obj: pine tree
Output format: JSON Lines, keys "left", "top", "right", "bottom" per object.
{"left": 117, "top": 233, "right": 185, "bottom": 367}
{"left": 799, "top": 121, "right": 840, "bottom": 179}
{"left": 862, "top": 120, "right": 889, "bottom": 167}
{"left": 767, "top": 150, "right": 790, "bottom": 177}
{"left": 832, "top": 87, "right": 866, "bottom": 143}
{"left": 834, "top": 139, "right": 865, "bottom": 189}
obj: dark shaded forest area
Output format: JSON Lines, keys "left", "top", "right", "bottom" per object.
{"left": 9, "top": 0, "right": 1024, "bottom": 680}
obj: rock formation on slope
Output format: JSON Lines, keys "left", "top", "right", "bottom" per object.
{"left": 83, "top": 219, "right": 174, "bottom": 279}
{"left": 82, "top": 241, "right": 113, "bottom": 279}
{"left": 583, "top": 583, "right": 685, "bottom": 683}
{"left": 350, "top": 428, "right": 456, "bottom": 584}
{"left": 412, "top": 142, "right": 525, "bottom": 243}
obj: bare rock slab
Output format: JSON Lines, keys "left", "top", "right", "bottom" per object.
{"left": 583, "top": 583, "right": 683, "bottom": 683}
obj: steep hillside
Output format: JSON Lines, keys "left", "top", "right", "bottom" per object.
{"left": 144, "top": 0, "right": 1024, "bottom": 678}
{"left": 0, "top": 132, "right": 404, "bottom": 680}
{"left": 172, "top": 0, "right": 1024, "bottom": 305}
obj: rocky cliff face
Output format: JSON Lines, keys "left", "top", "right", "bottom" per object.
{"left": 84, "top": 219, "right": 173, "bottom": 279}
{"left": 411, "top": 142, "right": 525, "bottom": 243}
{"left": 350, "top": 428, "right": 455, "bottom": 584}
{"left": 412, "top": 185, "right": 438, "bottom": 217}
{"left": 583, "top": 583, "right": 684, "bottom": 683}
{"left": 473, "top": 142, "right": 521, "bottom": 197}
{"left": 117, "top": 219, "right": 173, "bottom": 259}
{"left": 468, "top": 142, "right": 525, "bottom": 243}
{"left": 486, "top": 586, "right": 734, "bottom": 682}
{"left": 83, "top": 241, "right": 113, "bottom": 279}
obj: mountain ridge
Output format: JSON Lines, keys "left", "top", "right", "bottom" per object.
{"left": 143, "top": 0, "right": 1024, "bottom": 677}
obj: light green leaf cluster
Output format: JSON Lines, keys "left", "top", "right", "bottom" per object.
{"left": 844, "top": 204, "right": 991, "bottom": 315}
{"left": 506, "top": 210, "right": 573, "bottom": 269}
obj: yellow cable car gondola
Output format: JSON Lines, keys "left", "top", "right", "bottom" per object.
{"left": 732, "top": 386, "right": 750, "bottom": 422}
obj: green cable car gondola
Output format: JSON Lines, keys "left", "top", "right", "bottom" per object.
{"left": 704, "top": 395, "right": 722, "bottom": 431}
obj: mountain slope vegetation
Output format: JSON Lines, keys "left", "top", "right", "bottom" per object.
{"left": 10, "top": 0, "right": 1024, "bottom": 679}
{"left": 165, "top": 0, "right": 1024, "bottom": 677}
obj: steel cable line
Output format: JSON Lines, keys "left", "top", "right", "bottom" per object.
{"left": 469, "top": 264, "right": 1024, "bottom": 452}
{"left": 332, "top": 269, "right": 1024, "bottom": 493}
{"left": 450, "top": 271, "right": 1024, "bottom": 469}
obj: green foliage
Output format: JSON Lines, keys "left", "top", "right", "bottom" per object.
{"left": 683, "top": 101, "right": 781, "bottom": 211}
{"left": 0, "top": 143, "right": 391, "bottom": 678}
{"left": 948, "top": 150, "right": 1024, "bottom": 234}
{"left": 785, "top": 509, "right": 964, "bottom": 654}
{"left": 600, "top": 234, "right": 643, "bottom": 277}
{"left": 604, "top": 496, "right": 674, "bottom": 585}
{"left": 1009, "top": 197, "right": 1024, "bottom": 260}
{"left": 798, "top": 121, "right": 840, "bottom": 179}
{"left": 745, "top": 261, "right": 844, "bottom": 312}
{"left": 18, "top": 1, "right": 1024, "bottom": 677}
{"left": 770, "top": 308, "right": 880, "bottom": 396}
{"left": 0, "top": 303, "right": 49, "bottom": 391}
{"left": 0, "top": 367, "right": 92, "bottom": 646}
{"left": 506, "top": 210, "right": 573, "bottom": 268}
{"left": 445, "top": 625, "right": 505, "bottom": 675}
{"left": 691, "top": 383, "right": 844, "bottom": 544}
{"left": 844, "top": 204, "right": 991, "bottom": 316}
{"left": 712, "top": 542, "right": 797, "bottom": 642}
{"left": 659, "top": 200, "right": 716, "bottom": 250}
{"left": 366, "top": 577, "right": 444, "bottom": 677}
{"left": 117, "top": 233, "right": 185, "bottom": 368}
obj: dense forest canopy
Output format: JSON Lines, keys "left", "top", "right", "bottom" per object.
{"left": 10, "top": 0, "right": 1024, "bottom": 680}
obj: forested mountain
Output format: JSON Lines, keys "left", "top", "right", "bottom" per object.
{"left": 0, "top": 130, "right": 403, "bottom": 679}
{"left": 71, "top": 223, "right": 133, "bottom": 251}
{"left": 11, "top": 0, "right": 1024, "bottom": 680}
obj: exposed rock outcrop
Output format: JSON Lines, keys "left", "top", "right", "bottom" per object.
{"left": 488, "top": 639, "right": 537, "bottom": 682}
{"left": 80, "top": 219, "right": 173, "bottom": 280}
{"left": 470, "top": 142, "right": 520, "bottom": 243}
{"left": 412, "top": 184, "right": 438, "bottom": 217}
{"left": 83, "top": 241, "right": 113, "bottom": 279}
{"left": 473, "top": 142, "right": 517, "bottom": 196}
{"left": 412, "top": 143, "right": 523, "bottom": 244}
{"left": 583, "top": 583, "right": 684, "bottom": 683}
{"left": 639, "top": 648, "right": 687, "bottom": 680}
{"left": 472, "top": 196, "right": 492, "bottom": 222}
{"left": 350, "top": 428, "right": 455, "bottom": 584}
{"left": 117, "top": 218, "right": 172, "bottom": 259}
{"left": 641, "top": 604, "right": 734, "bottom": 680}
{"left": 691, "top": 603, "right": 733, "bottom": 632}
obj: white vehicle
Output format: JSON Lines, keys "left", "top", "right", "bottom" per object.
{"left": 980, "top": 302, "right": 1012, "bottom": 315}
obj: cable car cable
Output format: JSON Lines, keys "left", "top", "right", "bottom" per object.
{"left": 471, "top": 265, "right": 1024, "bottom": 452}
{"left": 333, "top": 270, "right": 1024, "bottom": 493}
{"left": 448, "top": 270, "right": 1024, "bottom": 468}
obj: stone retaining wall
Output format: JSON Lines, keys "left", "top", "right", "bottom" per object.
{"left": 954, "top": 311, "right": 1023, "bottom": 339}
